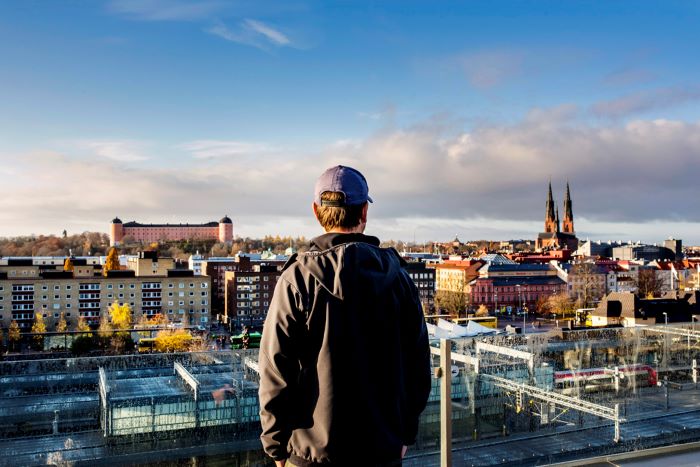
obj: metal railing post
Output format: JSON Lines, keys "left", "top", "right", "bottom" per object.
{"left": 440, "top": 339, "right": 452, "bottom": 467}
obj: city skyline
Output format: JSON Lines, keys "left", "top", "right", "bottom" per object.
{"left": 1, "top": 2, "right": 700, "bottom": 242}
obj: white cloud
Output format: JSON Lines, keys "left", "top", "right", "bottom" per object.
{"left": 108, "top": 0, "right": 224, "bottom": 21}
{"left": 77, "top": 140, "right": 149, "bottom": 162}
{"left": 244, "top": 19, "right": 290, "bottom": 46}
{"left": 3, "top": 110, "right": 700, "bottom": 243}
{"left": 591, "top": 86, "right": 700, "bottom": 118}
{"left": 206, "top": 19, "right": 294, "bottom": 50}
{"left": 178, "top": 140, "right": 277, "bottom": 159}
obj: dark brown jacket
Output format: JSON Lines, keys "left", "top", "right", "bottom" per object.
{"left": 258, "top": 233, "right": 431, "bottom": 466}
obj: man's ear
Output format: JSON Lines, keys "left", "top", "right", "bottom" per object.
{"left": 312, "top": 202, "right": 320, "bottom": 222}
{"left": 361, "top": 202, "right": 368, "bottom": 224}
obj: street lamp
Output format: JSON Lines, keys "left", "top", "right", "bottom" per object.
{"left": 663, "top": 311, "right": 668, "bottom": 326}
{"left": 693, "top": 315, "right": 699, "bottom": 333}
{"left": 494, "top": 293, "right": 498, "bottom": 314}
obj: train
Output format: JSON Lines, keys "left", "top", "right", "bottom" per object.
{"left": 554, "top": 364, "right": 658, "bottom": 394}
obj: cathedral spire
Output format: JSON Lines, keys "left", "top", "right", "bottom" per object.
{"left": 545, "top": 181, "right": 557, "bottom": 233}
{"left": 563, "top": 181, "right": 575, "bottom": 233}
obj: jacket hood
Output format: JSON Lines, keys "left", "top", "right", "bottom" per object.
{"left": 290, "top": 233, "right": 405, "bottom": 300}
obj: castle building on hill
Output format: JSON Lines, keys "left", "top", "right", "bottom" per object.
{"left": 110, "top": 216, "right": 233, "bottom": 246}
{"left": 535, "top": 182, "right": 579, "bottom": 251}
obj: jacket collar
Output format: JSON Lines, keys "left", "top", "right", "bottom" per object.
{"left": 309, "top": 232, "right": 380, "bottom": 251}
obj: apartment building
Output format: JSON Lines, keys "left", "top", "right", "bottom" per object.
{"left": 0, "top": 255, "right": 211, "bottom": 331}
{"left": 404, "top": 262, "right": 436, "bottom": 311}
{"left": 202, "top": 255, "right": 285, "bottom": 316}
{"left": 223, "top": 265, "right": 281, "bottom": 330}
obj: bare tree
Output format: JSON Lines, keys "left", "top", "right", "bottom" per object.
{"left": 636, "top": 268, "right": 663, "bottom": 298}
{"left": 570, "top": 262, "right": 604, "bottom": 308}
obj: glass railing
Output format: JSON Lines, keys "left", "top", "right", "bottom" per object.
{"left": 3, "top": 323, "right": 700, "bottom": 465}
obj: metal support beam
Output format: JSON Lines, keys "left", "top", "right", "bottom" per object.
{"left": 481, "top": 373, "right": 624, "bottom": 429}
{"left": 476, "top": 342, "right": 534, "bottom": 374}
{"left": 440, "top": 339, "right": 452, "bottom": 467}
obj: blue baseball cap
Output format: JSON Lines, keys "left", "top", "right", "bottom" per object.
{"left": 314, "top": 165, "right": 373, "bottom": 207}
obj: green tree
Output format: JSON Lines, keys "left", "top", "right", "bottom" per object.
{"left": 103, "top": 247, "right": 120, "bottom": 276}
{"left": 9, "top": 321, "right": 20, "bottom": 351}
{"left": 31, "top": 313, "right": 47, "bottom": 350}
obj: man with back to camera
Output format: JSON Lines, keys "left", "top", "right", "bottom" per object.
{"left": 258, "top": 165, "right": 431, "bottom": 467}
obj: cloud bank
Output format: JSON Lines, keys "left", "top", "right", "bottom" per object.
{"left": 2, "top": 110, "right": 700, "bottom": 242}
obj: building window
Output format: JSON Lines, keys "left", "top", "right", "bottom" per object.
{"left": 66, "top": 304, "right": 71, "bottom": 308}
{"left": 119, "top": 284, "right": 124, "bottom": 289}
{"left": 66, "top": 285, "right": 71, "bottom": 290}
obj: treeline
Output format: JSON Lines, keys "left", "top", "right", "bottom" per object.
{"left": 0, "top": 232, "right": 110, "bottom": 257}
{"left": 0, "top": 233, "right": 312, "bottom": 259}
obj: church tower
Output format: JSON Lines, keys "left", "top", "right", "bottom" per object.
{"left": 562, "top": 182, "right": 575, "bottom": 233}
{"left": 544, "top": 182, "right": 557, "bottom": 233}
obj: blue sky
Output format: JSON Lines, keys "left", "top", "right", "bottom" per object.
{"left": 1, "top": 1, "right": 700, "bottom": 244}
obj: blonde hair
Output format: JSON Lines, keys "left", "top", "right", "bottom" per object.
{"left": 315, "top": 192, "right": 365, "bottom": 231}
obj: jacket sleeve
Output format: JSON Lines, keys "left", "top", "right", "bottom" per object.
{"left": 400, "top": 275, "right": 432, "bottom": 445}
{"left": 258, "top": 276, "right": 303, "bottom": 461}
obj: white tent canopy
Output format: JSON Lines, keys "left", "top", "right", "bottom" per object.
{"left": 426, "top": 318, "right": 498, "bottom": 338}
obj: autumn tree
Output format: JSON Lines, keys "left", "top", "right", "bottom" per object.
{"left": 636, "top": 268, "right": 663, "bottom": 298}
{"left": 435, "top": 274, "right": 469, "bottom": 318}
{"left": 548, "top": 293, "right": 576, "bottom": 319}
{"left": 475, "top": 304, "right": 489, "bottom": 317}
{"left": 534, "top": 296, "right": 551, "bottom": 317}
{"left": 149, "top": 313, "right": 168, "bottom": 326}
{"left": 98, "top": 313, "right": 113, "bottom": 340}
{"left": 77, "top": 315, "right": 91, "bottom": 334}
{"left": 154, "top": 329, "right": 193, "bottom": 352}
{"left": 108, "top": 301, "right": 132, "bottom": 331}
{"left": 56, "top": 312, "right": 68, "bottom": 332}
{"left": 63, "top": 257, "right": 74, "bottom": 272}
{"left": 103, "top": 247, "right": 120, "bottom": 276}
{"left": 31, "top": 312, "right": 47, "bottom": 350}
{"left": 9, "top": 321, "right": 20, "bottom": 351}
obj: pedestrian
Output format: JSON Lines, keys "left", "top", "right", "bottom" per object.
{"left": 258, "top": 165, "right": 431, "bottom": 467}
